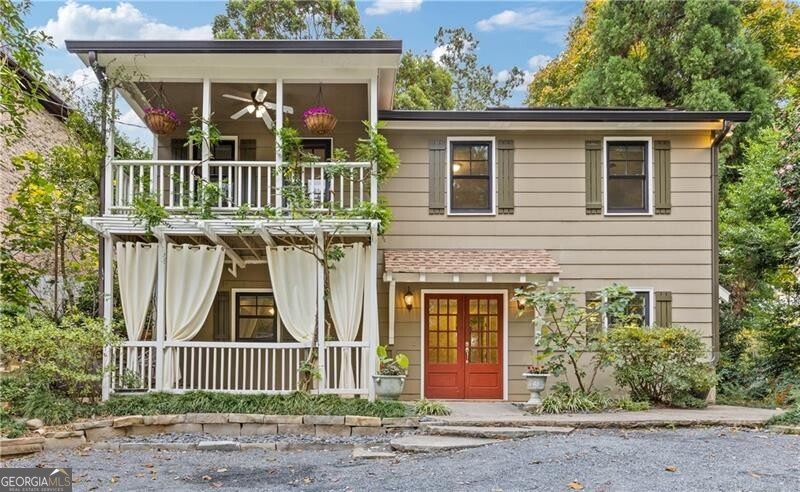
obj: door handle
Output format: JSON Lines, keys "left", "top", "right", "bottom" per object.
{"left": 464, "top": 345, "right": 469, "bottom": 363}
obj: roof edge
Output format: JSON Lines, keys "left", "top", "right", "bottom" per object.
{"left": 65, "top": 39, "right": 403, "bottom": 55}
{"left": 379, "top": 109, "right": 751, "bottom": 123}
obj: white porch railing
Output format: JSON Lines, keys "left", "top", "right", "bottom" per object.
{"left": 110, "top": 340, "right": 370, "bottom": 395}
{"left": 111, "top": 159, "right": 372, "bottom": 214}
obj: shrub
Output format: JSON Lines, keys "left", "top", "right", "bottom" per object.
{"left": 0, "top": 408, "right": 27, "bottom": 438}
{"left": 538, "top": 384, "right": 651, "bottom": 414}
{"left": 0, "top": 313, "right": 116, "bottom": 403}
{"left": 604, "top": 325, "right": 715, "bottom": 406}
{"left": 414, "top": 399, "right": 451, "bottom": 416}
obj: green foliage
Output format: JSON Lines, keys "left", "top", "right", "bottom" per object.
{"left": 537, "top": 383, "right": 650, "bottom": 414}
{"left": 100, "top": 391, "right": 408, "bottom": 418}
{"left": 434, "top": 27, "right": 523, "bottom": 110}
{"left": 0, "top": 313, "right": 117, "bottom": 403}
{"left": 212, "top": 0, "right": 368, "bottom": 40}
{"left": 185, "top": 107, "right": 221, "bottom": 152}
{"left": 355, "top": 121, "right": 401, "bottom": 184}
{"left": 19, "top": 387, "right": 86, "bottom": 425}
{"left": 414, "top": 399, "right": 451, "bottom": 416}
{"left": 514, "top": 283, "right": 636, "bottom": 392}
{"left": 131, "top": 192, "right": 169, "bottom": 235}
{"left": 395, "top": 51, "right": 455, "bottom": 110}
{"left": 0, "top": 0, "right": 52, "bottom": 144}
{"left": 0, "top": 408, "right": 27, "bottom": 438}
{"left": 604, "top": 325, "right": 714, "bottom": 406}
{"left": 376, "top": 345, "right": 409, "bottom": 376}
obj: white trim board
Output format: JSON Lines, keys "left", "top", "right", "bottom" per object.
{"left": 419, "top": 288, "right": 509, "bottom": 401}
{"left": 602, "top": 136, "right": 654, "bottom": 216}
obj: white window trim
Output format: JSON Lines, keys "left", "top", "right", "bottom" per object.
{"left": 419, "top": 289, "right": 509, "bottom": 401}
{"left": 189, "top": 135, "right": 239, "bottom": 160}
{"left": 603, "top": 136, "right": 654, "bottom": 216}
{"left": 230, "top": 288, "right": 281, "bottom": 342}
{"left": 446, "top": 136, "right": 497, "bottom": 216}
{"left": 602, "top": 287, "right": 655, "bottom": 331}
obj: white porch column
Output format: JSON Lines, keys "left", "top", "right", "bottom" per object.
{"left": 101, "top": 235, "right": 114, "bottom": 400}
{"left": 315, "top": 223, "right": 327, "bottom": 391}
{"left": 103, "top": 90, "right": 115, "bottom": 214}
{"left": 275, "top": 78, "right": 284, "bottom": 212}
{"left": 154, "top": 238, "right": 167, "bottom": 391}
{"left": 369, "top": 76, "right": 378, "bottom": 205}
{"left": 367, "top": 222, "right": 379, "bottom": 400}
{"left": 201, "top": 78, "right": 211, "bottom": 182}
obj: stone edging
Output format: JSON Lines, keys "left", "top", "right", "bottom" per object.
{"left": 0, "top": 414, "right": 419, "bottom": 457}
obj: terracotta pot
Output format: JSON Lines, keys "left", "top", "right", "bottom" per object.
{"left": 304, "top": 112, "right": 337, "bottom": 135}
{"left": 144, "top": 111, "right": 178, "bottom": 135}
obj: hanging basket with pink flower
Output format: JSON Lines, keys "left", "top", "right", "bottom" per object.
{"left": 144, "top": 107, "right": 181, "bottom": 135}
{"left": 303, "top": 105, "right": 337, "bottom": 135}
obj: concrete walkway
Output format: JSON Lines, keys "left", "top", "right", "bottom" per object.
{"left": 433, "top": 403, "right": 782, "bottom": 428}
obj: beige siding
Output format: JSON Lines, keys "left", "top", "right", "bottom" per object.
{"left": 379, "top": 129, "right": 714, "bottom": 401}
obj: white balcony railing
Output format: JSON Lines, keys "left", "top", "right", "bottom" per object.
{"left": 111, "top": 159, "right": 373, "bottom": 214}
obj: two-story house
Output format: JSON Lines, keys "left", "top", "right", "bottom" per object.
{"left": 65, "top": 39, "right": 749, "bottom": 401}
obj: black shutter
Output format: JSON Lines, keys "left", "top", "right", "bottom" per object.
{"left": 585, "top": 140, "right": 602, "bottom": 214}
{"left": 655, "top": 291, "right": 673, "bottom": 327}
{"left": 497, "top": 139, "right": 515, "bottom": 214}
{"left": 429, "top": 139, "right": 446, "bottom": 214}
{"left": 654, "top": 140, "right": 672, "bottom": 214}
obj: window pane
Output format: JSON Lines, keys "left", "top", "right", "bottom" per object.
{"left": 238, "top": 318, "right": 275, "bottom": 340}
{"left": 471, "top": 145, "right": 489, "bottom": 161}
{"left": 452, "top": 178, "right": 490, "bottom": 210}
{"left": 453, "top": 145, "right": 471, "bottom": 161}
{"left": 608, "top": 178, "right": 646, "bottom": 210}
{"left": 452, "top": 161, "right": 470, "bottom": 175}
{"left": 470, "top": 160, "right": 489, "bottom": 175}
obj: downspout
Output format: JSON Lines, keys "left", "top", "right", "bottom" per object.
{"left": 710, "top": 120, "right": 733, "bottom": 365}
{"left": 89, "top": 51, "right": 109, "bottom": 317}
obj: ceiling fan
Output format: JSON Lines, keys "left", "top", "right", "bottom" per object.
{"left": 222, "top": 88, "right": 294, "bottom": 129}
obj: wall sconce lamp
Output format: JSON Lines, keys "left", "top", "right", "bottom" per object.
{"left": 403, "top": 287, "right": 414, "bottom": 311}
{"left": 516, "top": 296, "right": 527, "bottom": 312}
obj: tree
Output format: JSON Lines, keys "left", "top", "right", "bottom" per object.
{"left": 0, "top": 0, "right": 52, "bottom": 144}
{"left": 212, "top": 0, "right": 367, "bottom": 39}
{"left": 394, "top": 51, "right": 454, "bottom": 110}
{"left": 433, "top": 27, "right": 523, "bottom": 110}
{"left": 742, "top": 0, "right": 800, "bottom": 97}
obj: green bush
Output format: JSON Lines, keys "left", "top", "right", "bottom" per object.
{"left": 414, "top": 399, "right": 451, "bottom": 416}
{"left": 604, "top": 325, "right": 714, "bottom": 407}
{"left": 0, "top": 313, "right": 116, "bottom": 403}
{"left": 0, "top": 408, "right": 27, "bottom": 438}
{"left": 537, "top": 383, "right": 649, "bottom": 414}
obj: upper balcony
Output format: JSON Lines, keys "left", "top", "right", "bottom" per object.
{"left": 64, "top": 40, "right": 402, "bottom": 220}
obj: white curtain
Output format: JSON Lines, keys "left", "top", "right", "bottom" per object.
{"left": 328, "top": 243, "right": 366, "bottom": 389}
{"left": 163, "top": 244, "right": 225, "bottom": 388}
{"left": 116, "top": 242, "right": 158, "bottom": 371}
{"left": 266, "top": 246, "right": 317, "bottom": 343}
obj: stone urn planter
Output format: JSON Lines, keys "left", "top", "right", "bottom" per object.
{"left": 372, "top": 374, "right": 406, "bottom": 400}
{"left": 522, "top": 373, "right": 550, "bottom": 407}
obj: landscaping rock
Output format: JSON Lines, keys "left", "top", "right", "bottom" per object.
{"left": 315, "top": 425, "right": 352, "bottom": 437}
{"left": 143, "top": 414, "right": 185, "bottom": 426}
{"left": 85, "top": 426, "right": 126, "bottom": 442}
{"left": 0, "top": 443, "right": 43, "bottom": 456}
{"left": 163, "top": 423, "right": 203, "bottom": 434}
{"left": 44, "top": 435, "right": 86, "bottom": 450}
{"left": 277, "top": 423, "right": 315, "bottom": 435}
{"left": 352, "top": 426, "right": 387, "bottom": 436}
{"left": 382, "top": 417, "right": 419, "bottom": 428}
{"left": 203, "top": 423, "right": 241, "bottom": 436}
{"left": 187, "top": 413, "right": 229, "bottom": 424}
{"left": 345, "top": 415, "right": 381, "bottom": 427}
{"left": 197, "top": 440, "right": 240, "bottom": 451}
{"left": 241, "top": 442, "right": 277, "bottom": 450}
{"left": 44, "top": 431, "right": 84, "bottom": 439}
{"left": 304, "top": 415, "right": 345, "bottom": 425}
{"left": 240, "top": 424, "right": 278, "bottom": 436}
{"left": 769, "top": 425, "right": 800, "bottom": 435}
{"left": 112, "top": 415, "right": 143, "bottom": 428}
{"left": 390, "top": 435, "right": 500, "bottom": 453}
{"left": 263, "top": 415, "right": 304, "bottom": 424}
{"left": 25, "top": 419, "right": 44, "bottom": 430}
{"left": 2, "top": 436, "right": 45, "bottom": 447}
{"left": 74, "top": 419, "right": 113, "bottom": 430}
{"left": 128, "top": 425, "right": 167, "bottom": 436}
{"left": 228, "top": 413, "right": 265, "bottom": 424}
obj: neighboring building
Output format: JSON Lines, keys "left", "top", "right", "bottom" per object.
{"left": 0, "top": 56, "right": 72, "bottom": 228}
{"left": 65, "top": 39, "right": 748, "bottom": 401}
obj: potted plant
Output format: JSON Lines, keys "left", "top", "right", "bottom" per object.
{"left": 372, "top": 345, "right": 409, "bottom": 400}
{"left": 144, "top": 107, "right": 181, "bottom": 135}
{"left": 522, "top": 364, "right": 550, "bottom": 407}
{"left": 303, "top": 105, "right": 337, "bottom": 135}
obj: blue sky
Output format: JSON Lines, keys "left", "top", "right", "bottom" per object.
{"left": 25, "top": 0, "right": 583, "bottom": 144}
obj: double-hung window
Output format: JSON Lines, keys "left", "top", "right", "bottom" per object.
{"left": 605, "top": 139, "right": 650, "bottom": 214}
{"left": 234, "top": 291, "right": 278, "bottom": 342}
{"left": 449, "top": 140, "right": 494, "bottom": 214}
{"left": 607, "top": 289, "right": 653, "bottom": 329}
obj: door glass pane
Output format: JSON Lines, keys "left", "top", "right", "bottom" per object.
{"left": 449, "top": 298, "right": 458, "bottom": 312}
{"left": 428, "top": 299, "right": 437, "bottom": 314}
{"left": 469, "top": 299, "right": 478, "bottom": 314}
{"left": 489, "top": 300, "right": 497, "bottom": 314}
{"left": 429, "top": 316, "right": 438, "bottom": 331}
{"left": 439, "top": 299, "right": 448, "bottom": 313}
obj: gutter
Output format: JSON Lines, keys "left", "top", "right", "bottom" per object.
{"left": 710, "top": 120, "right": 734, "bottom": 365}
{"left": 89, "top": 51, "right": 109, "bottom": 319}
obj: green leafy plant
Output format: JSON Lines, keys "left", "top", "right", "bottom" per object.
{"left": 536, "top": 383, "right": 650, "bottom": 414}
{"left": 376, "top": 345, "right": 409, "bottom": 376}
{"left": 514, "top": 283, "right": 637, "bottom": 393}
{"left": 414, "top": 399, "right": 451, "bottom": 416}
{"left": 0, "top": 408, "right": 28, "bottom": 438}
{"left": 131, "top": 191, "right": 169, "bottom": 234}
{"left": 604, "top": 325, "right": 715, "bottom": 407}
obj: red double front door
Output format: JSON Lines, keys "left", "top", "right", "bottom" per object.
{"left": 424, "top": 294, "right": 503, "bottom": 399}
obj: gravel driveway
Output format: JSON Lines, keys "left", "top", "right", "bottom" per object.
{"left": 5, "top": 427, "right": 799, "bottom": 491}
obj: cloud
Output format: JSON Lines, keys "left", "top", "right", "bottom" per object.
{"left": 365, "top": 0, "right": 422, "bottom": 16}
{"left": 38, "top": 0, "right": 212, "bottom": 47}
{"left": 476, "top": 7, "right": 571, "bottom": 32}
{"left": 497, "top": 54, "right": 553, "bottom": 93}
{"left": 431, "top": 45, "right": 448, "bottom": 64}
